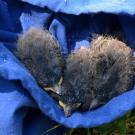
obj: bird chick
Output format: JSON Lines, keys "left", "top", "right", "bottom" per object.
{"left": 15, "top": 27, "right": 65, "bottom": 88}
{"left": 55, "top": 36, "right": 134, "bottom": 117}
{"left": 88, "top": 36, "right": 134, "bottom": 108}
{"left": 54, "top": 47, "right": 96, "bottom": 116}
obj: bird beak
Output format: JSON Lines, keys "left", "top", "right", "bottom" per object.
{"left": 89, "top": 99, "right": 98, "bottom": 110}
{"left": 59, "top": 101, "right": 81, "bottom": 117}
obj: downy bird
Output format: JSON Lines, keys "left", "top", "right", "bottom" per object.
{"left": 16, "top": 27, "right": 65, "bottom": 88}
{"left": 54, "top": 36, "right": 134, "bottom": 116}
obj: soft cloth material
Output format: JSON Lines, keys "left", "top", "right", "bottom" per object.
{"left": 1, "top": 0, "right": 135, "bottom": 134}
{"left": 21, "top": 0, "right": 135, "bottom": 15}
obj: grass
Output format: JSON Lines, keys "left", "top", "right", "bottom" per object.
{"left": 41, "top": 110, "right": 135, "bottom": 135}
{"left": 68, "top": 110, "right": 135, "bottom": 135}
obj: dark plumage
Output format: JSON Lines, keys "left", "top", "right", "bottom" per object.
{"left": 15, "top": 29, "right": 135, "bottom": 117}
{"left": 15, "top": 27, "right": 65, "bottom": 88}
{"left": 55, "top": 36, "right": 134, "bottom": 116}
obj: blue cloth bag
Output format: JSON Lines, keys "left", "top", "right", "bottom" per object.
{"left": 1, "top": 0, "right": 135, "bottom": 135}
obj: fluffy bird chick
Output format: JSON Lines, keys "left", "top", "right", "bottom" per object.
{"left": 55, "top": 36, "right": 134, "bottom": 117}
{"left": 16, "top": 27, "right": 65, "bottom": 88}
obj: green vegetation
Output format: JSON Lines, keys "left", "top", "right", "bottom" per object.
{"left": 41, "top": 110, "right": 135, "bottom": 135}
{"left": 69, "top": 110, "right": 135, "bottom": 135}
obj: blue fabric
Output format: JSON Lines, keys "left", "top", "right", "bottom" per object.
{"left": 1, "top": 0, "right": 135, "bottom": 134}
{"left": 21, "top": 0, "right": 135, "bottom": 15}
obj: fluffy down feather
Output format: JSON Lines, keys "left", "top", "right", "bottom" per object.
{"left": 16, "top": 27, "right": 65, "bottom": 88}
{"left": 55, "top": 36, "right": 134, "bottom": 116}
